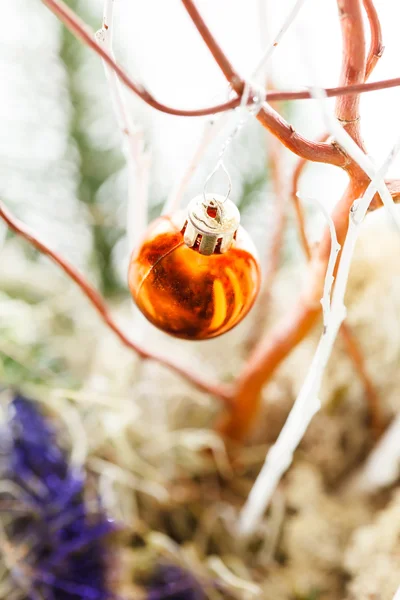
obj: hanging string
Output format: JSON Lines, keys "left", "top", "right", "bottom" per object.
{"left": 202, "top": 84, "right": 265, "bottom": 205}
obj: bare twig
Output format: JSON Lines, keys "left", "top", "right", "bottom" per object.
{"left": 363, "top": 0, "right": 384, "bottom": 80}
{"left": 290, "top": 133, "right": 330, "bottom": 259}
{"left": 297, "top": 194, "right": 341, "bottom": 328}
{"left": 95, "top": 0, "right": 150, "bottom": 249}
{"left": 340, "top": 322, "right": 383, "bottom": 435}
{"left": 40, "top": 0, "right": 400, "bottom": 117}
{"left": 335, "top": 0, "right": 366, "bottom": 146}
{"left": 253, "top": 0, "right": 309, "bottom": 82}
{"left": 164, "top": 0, "right": 308, "bottom": 217}
{"left": 181, "top": 0, "right": 343, "bottom": 165}
{"left": 0, "top": 200, "right": 232, "bottom": 402}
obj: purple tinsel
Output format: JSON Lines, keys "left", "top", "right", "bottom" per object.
{"left": 147, "top": 564, "right": 206, "bottom": 600}
{"left": 2, "top": 394, "right": 115, "bottom": 600}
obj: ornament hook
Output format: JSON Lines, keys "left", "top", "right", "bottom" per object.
{"left": 203, "top": 161, "right": 232, "bottom": 207}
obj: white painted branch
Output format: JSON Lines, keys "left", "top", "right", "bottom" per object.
{"left": 238, "top": 139, "right": 400, "bottom": 536}
{"left": 95, "top": 0, "right": 150, "bottom": 251}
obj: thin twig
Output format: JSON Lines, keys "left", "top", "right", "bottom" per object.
{"left": 297, "top": 194, "right": 341, "bottom": 328}
{"left": 181, "top": 0, "right": 343, "bottom": 165}
{"left": 0, "top": 200, "right": 232, "bottom": 402}
{"left": 40, "top": 0, "right": 400, "bottom": 117}
{"left": 340, "top": 322, "right": 383, "bottom": 435}
{"left": 96, "top": 0, "right": 150, "bottom": 250}
{"left": 363, "top": 0, "right": 384, "bottom": 80}
{"left": 245, "top": 135, "right": 288, "bottom": 351}
{"left": 290, "top": 133, "right": 330, "bottom": 259}
{"left": 164, "top": 0, "right": 308, "bottom": 216}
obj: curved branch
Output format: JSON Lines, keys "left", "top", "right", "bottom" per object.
{"left": 0, "top": 200, "right": 232, "bottom": 402}
{"left": 42, "top": 0, "right": 239, "bottom": 117}
{"left": 41, "top": 0, "right": 400, "bottom": 116}
{"left": 181, "top": 0, "right": 343, "bottom": 166}
{"left": 218, "top": 179, "right": 370, "bottom": 441}
{"left": 363, "top": 0, "right": 384, "bottom": 80}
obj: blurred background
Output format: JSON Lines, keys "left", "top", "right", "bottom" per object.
{"left": 2, "top": 1, "right": 400, "bottom": 599}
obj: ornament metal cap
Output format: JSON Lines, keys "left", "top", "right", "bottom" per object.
{"left": 184, "top": 193, "right": 240, "bottom": 256}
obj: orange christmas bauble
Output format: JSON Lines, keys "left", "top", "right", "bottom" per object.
{"left": 128, "top": 194, "right": 260, "bottom": 340}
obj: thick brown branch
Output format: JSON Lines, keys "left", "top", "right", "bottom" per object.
{"left": 290, "top": 160, "right": 312, "bottom": 260}
{"left": 290, "top": 133, "right": 331, "bottom": 259}
{"left": 246, "top": 135, "right": 288, "bottom": 350}
{"left": 0, "top": 200, "right": 231, "bottom": 402}
{"left": 268, "top": 78, "right": 400, "bottom": 101}
{"left": 180, "top": 0, "right": 237, "bottom": 83}
{"left": 363, "top": 0, "right": 384, "bottom": 80}
{"left": 335, "top": 0, "right": 366, "bottom": 145}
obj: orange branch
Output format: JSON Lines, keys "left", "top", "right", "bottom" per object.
{"left": 363, "top": 0, "right": 384, "bottom": 80}
{"left": 180, "top": 0, "right": 343, "bottom": 165}
{"left": 335, "top": 0, "right": 366, "bottom": 146}
{"left": 0, "top": 200, "right": 232, "bottom": 403}
{"left": 219, "top": 178, "right": 369, "bottom": 441}
{"left": 41, "top": 0, "right": 400, "bottom": 116}
{"left": 340, "top": 323, "right": 383, "bottom": 436}
{"left": 246, "top": 135, "right": 288, "bottom": 350}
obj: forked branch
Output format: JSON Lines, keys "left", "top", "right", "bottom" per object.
{"left": 181, "top": 0, "right": 343, "bottom": 165}
{"left": 41, "top": 1, "right": 400, "bottom": 146}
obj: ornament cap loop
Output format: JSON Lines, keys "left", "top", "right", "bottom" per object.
{"left": 184, "top": 193, "right": 240, "bottom": 255}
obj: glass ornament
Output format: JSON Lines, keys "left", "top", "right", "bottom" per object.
{"left": 128, "top": 193, "right": 261, "bottom": 340}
